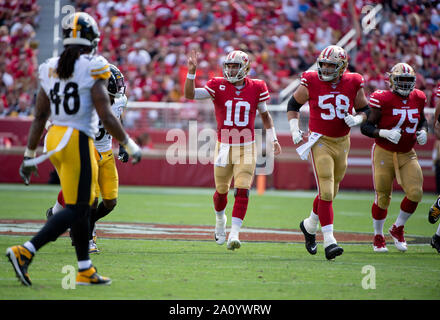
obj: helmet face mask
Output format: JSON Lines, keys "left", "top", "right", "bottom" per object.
{"left": 62, "top": 12, "right": 100, "bottom": 51}
{"left": 317, "top": 45, "right": 348, "bottom": 82}
{"left": 388, "top": 63, "right": 416, "bottom": 97}
{"left": 222, "top": 50, "right": 250, "bottom": 83}
{"left": 108, "top": 65, "right": 126, "bottom": 98}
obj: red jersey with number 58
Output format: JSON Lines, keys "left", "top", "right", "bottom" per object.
{"left": 369, "top": 89, "right": 426, "bottom": 153}
{"left": 205, "top": 77, "right": 269, "bottom": 145}
{"left": 301, "top": 71, "right": 364, "bottom": 137}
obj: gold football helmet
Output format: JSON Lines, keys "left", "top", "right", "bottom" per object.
{"left": 222, "top": 50, "right": 251, "bottom": 83}
{"left": 388, "top": 63, "right": 416, "bottom": 96}
{"left": 316, "top": 45, "right": 348, "bottom": 81}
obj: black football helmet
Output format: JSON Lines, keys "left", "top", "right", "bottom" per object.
{"left": 62, "top": 12, "right": 100, "bottom": 50}
{"left": 108, "top": 64, "right": 126, "bottom": 98}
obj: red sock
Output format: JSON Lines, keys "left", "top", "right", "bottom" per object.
{"left": 57, "top": 190, "right": 65, "bottom": 208}
{"left": 400, "top": 196, "right": 418, "bottom": 214}
{"left": 213, "top": 191, "right": 228, "bottom": 212}
{"left": 318, "top": 199, "right": 333, "bottom": 227}
{"left": 231, "top": 189, "right": 249, "bottom": 221}
{"left": 372, "top": 202, "right": 387, "bottom": 220}
{"left": 313, "top": 195, "right": 319, "bottom": 213}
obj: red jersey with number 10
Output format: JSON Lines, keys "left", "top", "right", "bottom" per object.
{"left": 205, "top": 77, "right": 270, "bottom": 145}
{"left": 301, "top": 71, "right": 364, "bottom": 137}
{"left": 369, "top": 89, "right": 426, "bottom": 153}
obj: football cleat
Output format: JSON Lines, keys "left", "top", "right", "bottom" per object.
{"left": 389, "top": 224, "right": 407, "bottom": 252}
{"left": 46, "top": 207, "right": 53, "bottom": 219}
{"left": 5, "top": 245, "right": 34, "bottom": 286}
{"left": 214, "top": 215, "right": 227, "bottom": 245}
{"left": 227, "top": 234, "right": 241, "bottom": 251}
{"left": 428, "top": 198, "right": 440, "bottom": 224}
{"left": 76, "top": 266, "right": 111, "bottom": 286}
{"left": 431, "top": 234, "right": 440, "bottom": 253}
{"left": 299, "top": 220, "right": 317, "bottom": 255}
{"left": 88, "top": 240, "right": 100, "bottom": 254}
{"left": 373, "top": 234, "right": 388, "bottom": 253}
{"left": 324, "top": 243, "right": 343, "bottom": 260}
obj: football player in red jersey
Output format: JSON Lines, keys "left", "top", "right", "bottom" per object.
{"left": 361, "top": 62, "right": 428, "bottom": 253}
{"left": 184, "top": 49, "right": 281, "bottom": 250}
{"left": 287, "top": 45, "right": 370, "bottom": 260}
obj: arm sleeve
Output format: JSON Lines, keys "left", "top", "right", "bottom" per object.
{"left": 193, "top": 88, "right": 212, "bottom": 100}
{"left": 258, "top": 101, "right": 267, "bottom": 113}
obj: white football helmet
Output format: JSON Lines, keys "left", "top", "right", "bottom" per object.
{"left": 222, "top": 50, "right": 250, "bottom": 83}
{"left": 388, "top": 63, "right": 416, "bottom": 96}
{"left": 316, "top": 45, "right": 348, "bottom": 81}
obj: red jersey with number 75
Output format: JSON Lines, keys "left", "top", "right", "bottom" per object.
{"left": 301, "top": 71, "right": 364, "bottom": 137}
{"left": 369, "top": 89, "right": 426, "bottom": 153}
{"left": 204, "top": 77, "right": 270, "bottom": 145}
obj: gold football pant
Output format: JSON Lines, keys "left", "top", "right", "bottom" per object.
{"left": 214, "top": 142, "right": 257, "bottom": 194}
{"left": 95, "top": 149, "right": 119, "bottom": 200}
{"left": 310, "top": 134, "right": 350, "bottom": 201}
{"left": 46, "top": 125, "right": 98, "bottom": 206}
{"left": 372, "top": 144, "right": 423, "bottom": 209}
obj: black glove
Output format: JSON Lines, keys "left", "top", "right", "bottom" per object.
{"left": 118, "top": 144, "right": 129, "bottom": 163}
{"left": 19, "top": 157, "right": 39, "bottom": 185}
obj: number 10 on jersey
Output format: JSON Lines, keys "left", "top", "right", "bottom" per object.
{"left": 223, "top": 100, "right": 251, "bottom": 127}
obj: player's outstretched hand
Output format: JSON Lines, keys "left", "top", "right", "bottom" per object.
{"left": 187, "top": 50, "right": 199, "bottom": 74}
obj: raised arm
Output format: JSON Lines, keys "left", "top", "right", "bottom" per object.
{"left": 184, "top": 50, "right": 198, "bottom": 100}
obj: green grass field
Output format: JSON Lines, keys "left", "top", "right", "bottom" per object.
{"left": 0, "top": 183, "right": 439, "bottom": 301}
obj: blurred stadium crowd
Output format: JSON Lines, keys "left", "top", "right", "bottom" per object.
{"left": 0, "top": 0, "right": 439, "bottom": 121}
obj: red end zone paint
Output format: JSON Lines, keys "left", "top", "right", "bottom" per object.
{"left": 0, "top": 219, "right": 429, "bottom": 244}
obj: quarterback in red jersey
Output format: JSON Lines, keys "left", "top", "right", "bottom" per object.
{"left": 287, "top": 45, "right": 369, "bottom": 260}
{"left": 361, "top": 62, "right": 428, "bottom": 253}
{"left": 184, "top": 50, "right": 281, "bottom": 250}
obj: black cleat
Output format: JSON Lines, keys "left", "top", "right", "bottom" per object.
{"left": 46, "top": 207, "right": 53, "bottom": 219}
{"left": 428, "top": 198, "right": 440, "bottom": 224}
{"left": 300, "top": 220, "right": 317, "bottom": 255}
{"left": 431, "top": 234, "right": 440, "bottom": 253}
{"left": 6, "top": 245, "right": 34, "bottom": 286}
{"left": 325, "top": 243, "right": 343, "bottom": 260}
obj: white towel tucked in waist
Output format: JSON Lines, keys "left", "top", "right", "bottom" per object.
{"left": 24, "top": 127, "right": 74, "bottom": 167}
{"left": 214, "top": 143, "right": 230, "bottom": 167}
{"left": 296, "top": 132, "right": 323, "bottom": 161}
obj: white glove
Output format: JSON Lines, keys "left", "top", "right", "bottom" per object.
{"left": 289, "top": 118, "right": 303, "bottom": 144}
{"left": 344, "top": 114, "right": 363, "bottom": 127}
{"left": 379, "top": 129, "right": 401, "bottom": 144}
{"left": 121, "top": 136, "right": 142, "bottom": 164}
{"left": 416, "top": 129, "right": 427, "bottom": 145}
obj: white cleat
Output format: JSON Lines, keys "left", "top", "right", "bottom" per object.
{"left": 215, "top": 215, "right": 227, "bottom": 245}
{"left": 389, "top": 224, "right": 408, "bottom": 252}
{"left": 373, "top": 234, "right": 388, "bottom": 253}
{"left": 227, "top": 236, "right": 241, "bottom": 251}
